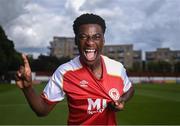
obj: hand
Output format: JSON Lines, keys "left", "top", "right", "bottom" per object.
{"left": 15, "top": 54, "right": 32, "bottom": 89}
{"left": 108, "top": 97, "right": 125, "bottom": 112}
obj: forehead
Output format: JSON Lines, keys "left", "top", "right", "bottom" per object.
{"left": 78, "top": 24, "right": 103, "bottom": 34}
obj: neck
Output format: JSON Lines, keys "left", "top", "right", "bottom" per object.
{"left": 89, "top": 58, "right": 103, "bottom": 80}
{"left": 80, "top": 56, "right": 103, "bottom": 79}
{"left": 89, "top": 59, "right": 101, "bottom": 71}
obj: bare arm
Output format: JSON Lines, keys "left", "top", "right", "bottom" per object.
{"left": 16, "top": 54, "right": 56, "bottom": 116}
{"left": 120, "top": 85, "right": 135, "bottom": 103}
{"left": 22, "top": 86, "right": 56, "bottom": 116}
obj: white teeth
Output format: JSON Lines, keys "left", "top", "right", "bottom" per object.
{"left": 85, "top": 49, "right": 95, "bottom": 52}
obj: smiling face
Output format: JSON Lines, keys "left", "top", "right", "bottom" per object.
{"left": 76, "top": 24, "right": 105, "bottom": 67}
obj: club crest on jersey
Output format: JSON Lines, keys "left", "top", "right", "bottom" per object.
{"left": 108, "top": 88, "right": 120, "bottom": 101}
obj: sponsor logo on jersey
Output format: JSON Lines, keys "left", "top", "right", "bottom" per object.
{"left": 87, "top": 98, "right": 107, "bottom": 114}
{"left": 108, "top": 88, "right": 120, "bottom": 101}
{"left": 79, "top": 80, "right": 88, "bottom": 87}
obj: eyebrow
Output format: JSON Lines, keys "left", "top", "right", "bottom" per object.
{"left": 78, "top": 33, "right": 102, "bottom": 36}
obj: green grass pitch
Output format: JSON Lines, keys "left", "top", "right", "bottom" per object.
{"left": 0, "top": 83, "right": 180, "bottom": 125}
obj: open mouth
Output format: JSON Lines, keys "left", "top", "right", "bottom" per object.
{"left": 84, "top": 49, "right": 97, "bottom": 61}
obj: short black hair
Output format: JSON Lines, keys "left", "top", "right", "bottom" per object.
{"left": 73, "top": 13, "right": 106, "bottom": 35}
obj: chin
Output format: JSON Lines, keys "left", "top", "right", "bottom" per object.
{"left": 82, "top": 55, "right": 101, "bottom": 67}
{"left": 85, "top": 60, "right": 96, "bottom": 66}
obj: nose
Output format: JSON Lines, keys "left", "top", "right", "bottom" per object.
{"left": 85, "top": 37, "right": 95, "bottom": 45}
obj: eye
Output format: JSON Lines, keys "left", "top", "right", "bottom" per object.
{"left": 92, "top": 34, "right": 102, "bottom": 40}
{"left": 79, "top": 34, "right": 88, "bottom": 40}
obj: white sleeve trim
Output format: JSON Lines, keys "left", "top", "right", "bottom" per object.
{"left": 43, "top": 68, "right": 65, "bottom": 102}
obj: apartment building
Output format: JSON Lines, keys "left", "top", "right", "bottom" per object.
{"left": 103, "top": 44, "right": 142, "bottom": 68}
{"left": 49, "top": 37, "right": 142, "bottom": 68}
{"left": 49, "top": 36, "right": 78, "bottom": 58}
{"left": 146, "top": 48, "right": 180, "bottom": 63}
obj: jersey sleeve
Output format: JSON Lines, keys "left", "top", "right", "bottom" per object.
{"left": 102, "top": 55, "right": 132, "bottom": 93}
{"left": 121, "top": 67, "right": 132, "bottom": 93}
{"left": 42, "top": 67, "right": 65, "bottom": 104}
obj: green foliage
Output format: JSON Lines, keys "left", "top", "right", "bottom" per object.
{"left": 31, "top": 55, "right": 70, "bottom": 72}
{"left": 174, "top": 61, "right": 180, "bottom": 72}
{"left": 0, "top": 26, "right": 22, "bottom": 76}
{"left": 0, "top": 25, "right": 71, "bottom": 78}
{"left": 146, "top": 61, "right": 172, "bottom": 73}
{"left": 128, "top": 61, "right": 142, "bottom": 72}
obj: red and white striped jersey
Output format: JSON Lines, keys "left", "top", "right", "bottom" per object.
{"left": 42, "top": 55, "right": 132, "bottom": 125}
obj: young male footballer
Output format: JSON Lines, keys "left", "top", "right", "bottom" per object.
{"left": 16, "top": 13, "right": 134, "bottom": 125}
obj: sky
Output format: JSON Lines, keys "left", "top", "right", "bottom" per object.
{"left": 0, "top": 0, "right": 180, "bottom": 58}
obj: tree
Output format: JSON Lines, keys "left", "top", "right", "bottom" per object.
{"left": 146, "top": 61, "right": 172, "bottom": 73}
{"left": 174, "top": 61, "right": 180, "bottom": 73}
{"left": 132, "top": 61, "right": 142, "bottom": 72}
{"left": 0, "top": 25, "right": 22, "bottom": 81}
{"left": 31, "top": 54, "right": 70, "bottom": 72}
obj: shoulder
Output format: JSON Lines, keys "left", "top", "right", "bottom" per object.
{"left": 55, "top": 56, "right": 83, "bottom": 76}
{"left": 102, "top": 55, "right": 124, "bottom": 68}
{"left": 102, "top": 55, "right": 126, "bottom": 77}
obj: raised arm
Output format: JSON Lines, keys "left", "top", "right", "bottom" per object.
{"left": 15, "top": 54, "right": 56, "bottom": 116}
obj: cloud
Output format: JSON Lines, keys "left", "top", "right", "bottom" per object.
{"left": 3, "top": 1, "right": 73, "bottom": 47}
{"left": 131, "top": 0, "right": 180, "bottom": 51}
{"left": 0, "top": 0, "right": 180, "bottom": 58}
{"left": 0, "top": 0, "right": 28, "bottom": 26}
